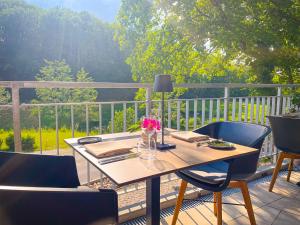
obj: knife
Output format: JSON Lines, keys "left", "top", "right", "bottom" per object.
{"left": 98, "top": 152, "right": 139, "bottom": 165}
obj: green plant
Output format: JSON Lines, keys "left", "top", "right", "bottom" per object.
{"left": 260, "top": 156, "right": 272, "bottom": 164}
{"left": 5, "top": 134, "right": 14, "bottom": 152}
{"left": 291, "top": 92, "right": 300, "bottom": 111}
{"left": 127, "top": 122, "right": 141, "bottom": 132}
{"left": 5, "top": 134, "right": 35, "bottom": 152}
{"left": 0, "top": 138, "right": 3, "bottom": 149}
{"left": 22, "top": 135, "right": 35, "bottom": 152}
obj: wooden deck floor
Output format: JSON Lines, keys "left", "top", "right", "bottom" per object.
{"left": 160, "top": 171, "right": 300, "bottom": 225}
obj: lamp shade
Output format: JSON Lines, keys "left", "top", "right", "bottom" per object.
{"left": 153, "top": 75, "right": 173, "bottom": 92}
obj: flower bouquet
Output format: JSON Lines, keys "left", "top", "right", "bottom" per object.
{"left": 141, "top": 117, "right": 161, "bottom": 145}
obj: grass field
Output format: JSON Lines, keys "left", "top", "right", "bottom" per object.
{"left": 0, "top": 128, "right": 99, "bottom": 151}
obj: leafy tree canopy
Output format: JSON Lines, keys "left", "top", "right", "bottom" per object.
{"left": 115, "top": 0, "right": 300, "bottom": 99}
{"left": 34, "top": 60, "right": 97, "bottom": 103}
{"left": 162, "top": 0, "right": 300, "bottom": 84}
{"left": 0, "top": 0, "right": 131, "bottom": 101}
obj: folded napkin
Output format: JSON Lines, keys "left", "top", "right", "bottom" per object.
{"left": 84, "top": 139, "right": 137, "bottom": 158}
{"left": 171, "top": 131, "right": 209, "bottom": 142}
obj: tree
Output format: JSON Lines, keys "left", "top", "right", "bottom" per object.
{"left": 35, "top": 60, "right": 97, "bottom": 103}
{"left": 115, "top": 0, "right": 251, "bottom": 100}
{"left": 115, "top": 0, "right": 299, "bottom": 95}
{"left": 33, "top": 60, "right": 98, "bottom": 129}
{"left": 114, "top": 0, "right": 154, "bottom": 53}
{"left": 0, "top": 0, "right": 132, "bottom": 101}
{"left": 158, "top": 0, "right": 300, "bottom": 84}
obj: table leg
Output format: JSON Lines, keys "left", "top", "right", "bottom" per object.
{"left": 146, "top": 176, "right": 161, "bottom": 225}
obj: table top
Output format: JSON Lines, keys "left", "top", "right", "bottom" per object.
{"left": 65, "top": 132, "right": 258, "bottom": 186}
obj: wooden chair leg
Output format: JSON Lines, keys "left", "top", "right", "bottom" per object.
{"left": 171, "top": 180, "right": 188, "bottom": 225}
{"left": 240, "top": 181, "right": 256, "bottom": 225}
{"left": 287, "top": 159, "right": 294, "bottom": 182}
{"left": 269, "top": 152, "right": 285, "bottom": 192}
{"left": 215, "top": 192, "right": 222, "bottom": 225}
{"left": 213, "top": 192, "right": 217, "bottom": 216}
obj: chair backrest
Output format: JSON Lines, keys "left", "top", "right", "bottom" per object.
{"left": 0, "top": 151, "right": 80, "bottom": 188}
{"left": 194, "top": 122, "right": 271, "bottom": 179}
{"left": 0, "top": 186, "right": 118, "bottom": 225}
{"left": 268, "top": 116, "right": 300, "bottom": 154}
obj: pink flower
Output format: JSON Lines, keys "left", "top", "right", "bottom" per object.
{"left": 141, "top": 117, "right": 161, "bottom": 131}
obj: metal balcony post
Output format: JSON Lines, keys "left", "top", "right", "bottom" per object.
{"left": 224, "top": 86, "right": 230, "bottom": 121}
{"left": 146, "top": 86, "right": 152, "bottom": 117}
{"left": 12, "top": 84, "right": 22, "bottom": 152}
{"left": 276, "top": 87, "right": 282, "bottom": 115}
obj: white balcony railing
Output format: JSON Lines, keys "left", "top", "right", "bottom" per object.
{"left": 0, "top": 81, "right": 299, "bottom": 212}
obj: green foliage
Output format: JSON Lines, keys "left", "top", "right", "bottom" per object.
{"left": 127, "top": 122, "right": 141, "bottom": 133}
{"left": 0, "top": 88, "right": 10, "bottom": 104}
{"left": 21, "top": 135, "right": 35, "bottom": 152}
{"left": 32, "top": 60, "right": 98, "bottom": 128}
{"left": 35, "top": 60, "right": 97, "bottom": 103}
{"left": 5, "top": 134, "right": 14, "bottom": 152}
{"left": 160, "top": 0, "right": 300, "bottom": 84}
{"left": 291, "top": 92, "right": 300, "bottom": 109}
{"left": 0, "top": 0, "right": 131, "bottom": 101}
{"left": 108, "top": 107, "right": 136, "bottom": 133}
{"left": 115, "top": 0, "right": 300, "bottom": 95}
{"left": 115, "top": 0, "right": 251, "bottom": 100}
{"left": 0, "top": 137, "right": 3, "bottom": 149}
{"left": 114, "top": 0, "right": 153, "bottom": 52}
{"left": 260, "top": 156, "right": 272, "bottom": 164}
{"left": 5, "top": 133, "right": 35, "bottom": 152}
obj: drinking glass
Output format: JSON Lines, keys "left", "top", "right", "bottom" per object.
{"left": 138, "top": 136, "right": 157, "bottom": 160}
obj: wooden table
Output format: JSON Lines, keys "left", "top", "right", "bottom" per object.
{"left": 65, "top": 132, "right": 258, "bottom": 225}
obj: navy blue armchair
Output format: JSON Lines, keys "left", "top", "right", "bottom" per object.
{"left": 172, "top": 122, "right": 271, "bottom": 225}
{"left": 0, "top": 151, "right": 118, "bottom": 225}
{"left": 267, "top": 116, "right": 300, "bottom": 191}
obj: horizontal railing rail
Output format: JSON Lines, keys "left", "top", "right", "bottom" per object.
{"left": 1, "top": 81, "right": 299, "bottom": 89}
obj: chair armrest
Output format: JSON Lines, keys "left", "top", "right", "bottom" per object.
{"left": 0, "top": 185, "right": 118, "bottom": 225}
{"left": 0, "top": 152, "right": 80, "bottom": 187}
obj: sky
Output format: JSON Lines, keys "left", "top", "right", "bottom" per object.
{"left": 25, "top": 0, "right": 121, "bottom": 22}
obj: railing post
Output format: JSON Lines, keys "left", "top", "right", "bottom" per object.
{"left": 224, "top": 86, "right": 230, "bottom": 121}
{"left": 146, "top": 86, "right": 152, "bottom": 117}
{"left": 12, "top": 84, "right": 22, "bottom": 152}
{"left": 276, "top": 87, "right": 282, "bottom": 115}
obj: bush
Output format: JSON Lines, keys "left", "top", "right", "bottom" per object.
{"left": 292, "top": 93, "right": 300, "bottom": 109}
{"left": 5, "top": 134, "right": 35, "bottom": 152}
{"left": 0, "top": 138, "right": 3, "bottom": 149}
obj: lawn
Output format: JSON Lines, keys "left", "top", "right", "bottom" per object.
{"left": 0, "top": 128, "right": 99, "bottom": 151}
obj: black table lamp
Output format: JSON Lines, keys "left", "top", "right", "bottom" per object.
{"left": 153, "top": 75, "right": 176, "bottom": 150}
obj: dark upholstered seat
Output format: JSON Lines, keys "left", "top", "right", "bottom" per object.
{"left": 172, "top": 122, "right": 271, "bottom": 225}
{"left": 181, "top": 161, "right": 229, "bottom": 185}
{"left": 268, "top": 116, "right": 300, "bottom": 192}
{"left": 0, "top": 151, "right": 118, "bottom": 225}
{"left": 177, "top": 122, "right": 271, "bottom": 192}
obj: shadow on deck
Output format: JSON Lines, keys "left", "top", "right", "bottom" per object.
{"left": 123, "top": 170, "right": 300, "bottom": 225}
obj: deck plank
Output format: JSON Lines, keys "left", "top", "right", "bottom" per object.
{"left": 160, "top": 171, "right": 300, "bottom": 225}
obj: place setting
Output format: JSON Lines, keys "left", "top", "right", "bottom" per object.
{"left": 169, "top": 130, "right": 235, "bottom": 150}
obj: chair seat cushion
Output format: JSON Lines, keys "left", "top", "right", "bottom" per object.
{"left": 180, "top": 161, "right": 229, "bottom": 185}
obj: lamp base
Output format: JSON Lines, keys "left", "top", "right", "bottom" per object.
{"left": 156, "top": 143, "right": 176, "bottom": 150}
